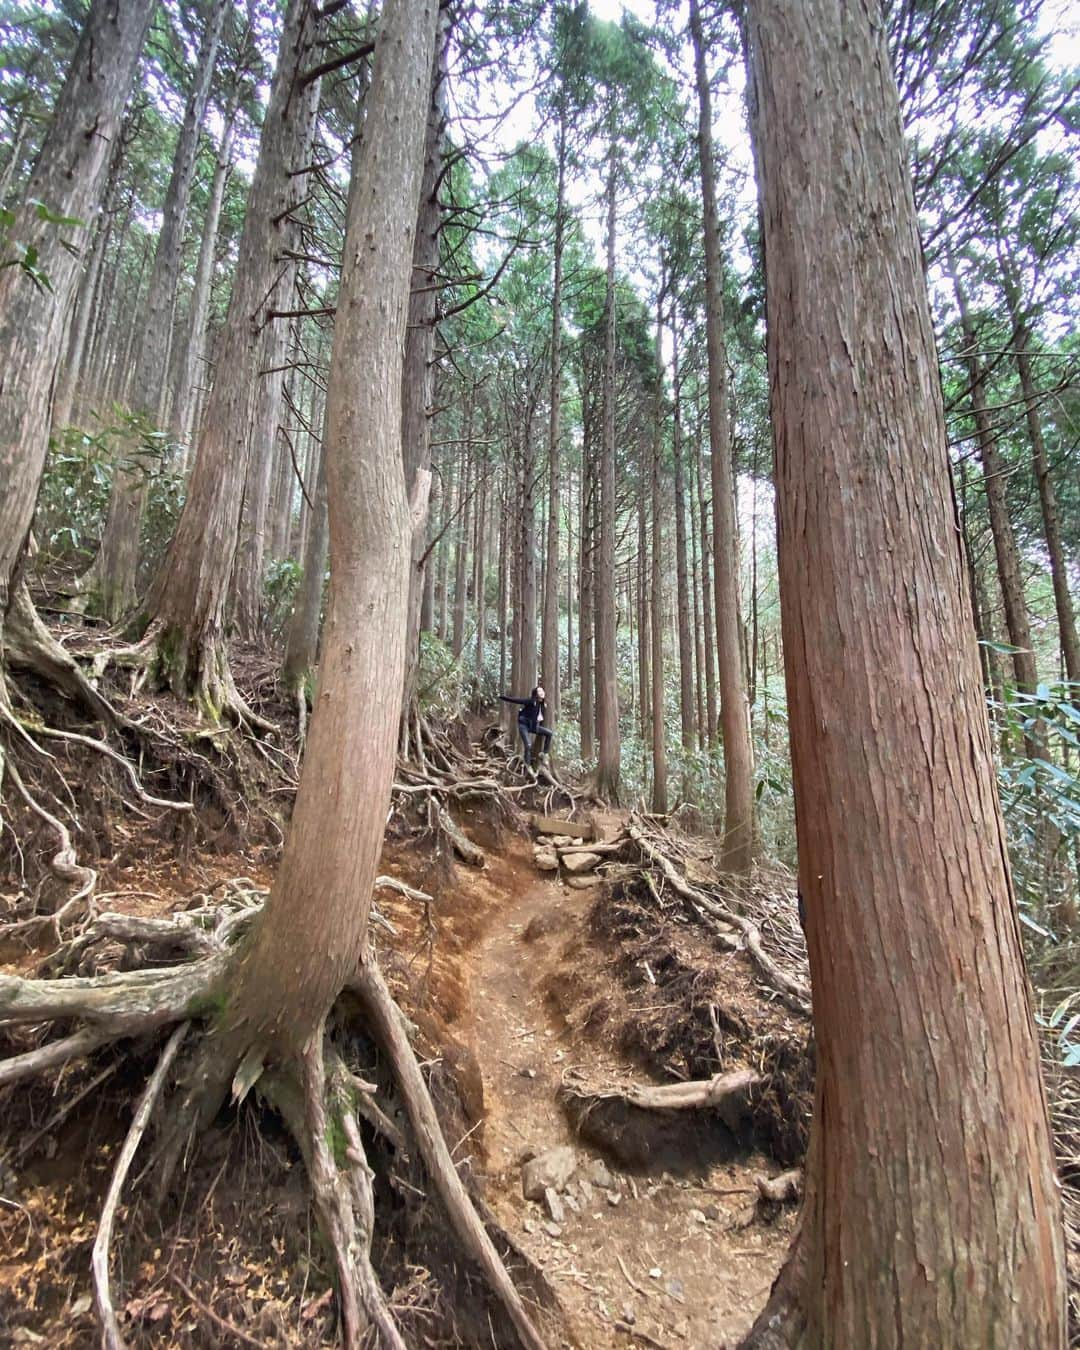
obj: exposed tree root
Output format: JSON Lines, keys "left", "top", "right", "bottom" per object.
{"left": 610, "top": 1067, "right": 764, "bottom": 1111}
{"left": 92, "top": 1019, "right": 189, "bottom": 1350}
{"left": 352, "top": 959, "right": 547, "bottom": 1350}
{"left": 627, "top": 819, "right": 812, "bottom": 1017}
{"left": 0, "top": 898, "right": 550, "bottom": 1349}
{"left": 4, "top": 579, "right": 119, "bottom": 726}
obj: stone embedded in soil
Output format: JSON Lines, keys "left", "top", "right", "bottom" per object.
{"left": 522, "top": 1145, "right": 577, "bottom": 1199}
{"left": 562, "top": 850, "right": 602, "bottom": 874}
{"left": 544, "top": 1221, "right": 563, "bottom": 1238}
{"left": 587, "top": 1158, "right": 616, "bottom": 1189}
{"left": 534, "top": 850, "right": 559, "bottom": 872}
{"left": 567, "top": 874, "right": 603, "bottom": 889}
{"left": 606, "top": 1190, "right": 621, "bottom": 1207}
{"left": 544, "top": 1187, "right": 566, "bottom": 1223}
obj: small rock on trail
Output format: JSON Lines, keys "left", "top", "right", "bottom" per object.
{"left": 522, "top": 1145, "right": 577, "bottom": 1200}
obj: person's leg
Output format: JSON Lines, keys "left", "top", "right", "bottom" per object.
{"left": 518, "top": 724, "right": 533, "bottom": 765}
{"left": 536, "top": 728, "right": 552, "bottom": 759}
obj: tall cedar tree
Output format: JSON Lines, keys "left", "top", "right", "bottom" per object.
{"left": 743, "top": 1, "right": 1066, "bottom": 1343}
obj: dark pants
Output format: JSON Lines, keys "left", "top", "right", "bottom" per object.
{"left": 518, "top": 724, "right": 552, "bottom": 764}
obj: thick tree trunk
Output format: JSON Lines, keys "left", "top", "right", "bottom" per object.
{"left": 691, "top": 0, "right": 755, "bottom": 869}
{"left": 172, "top": 99, "right": 239, "bottom": 455}
{"left": 224, "top": 0, "right": 439, "bottom": 1056}
{"left": 93, "top": 0, "right": 229, "bottom": 621}
{"left": 142, "top": 0, "right": 321, "bottom": 715}
{"left": 542, "top": 104, "right": 567, "bottom": 720}
{"left": 596, "top": 146, "right": 621, "bottom": 799}
{"left": 637, "top": 468, "right": 650, "bottom": 749}
{"left": 0, "top": 0, "right": 154, "bottom": 627}
{"left": 52, "top": 196, "right": 114, "bottom": 433}
{"left": 474, "top": 464, "right": 487, "bottom": 683}
{"left": 744, "top": 2, "right": 1066, "bottom": 1345}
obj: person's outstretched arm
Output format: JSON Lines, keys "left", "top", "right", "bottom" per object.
{"left": 499, "top": 694, "right": 528, "bottom": 705}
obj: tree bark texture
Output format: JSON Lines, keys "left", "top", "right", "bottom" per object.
{"left": 145, "top": 0, "right": 320, "bottom": 711}
{"left": 596, "top": 147, "right": 621, "bottom": 799}
{"left": 542, "top": 103, "right": 568, "bottom": 722}
{"left": 691, "top": 0, "right": 755, "bottom": 869}
{"left": 0, "top": 0, "right": 154, "bottom": 622}
{"left": 225, "top": 0, "right": 439, "bottom": 1058}
{"left": 744, "top": 2, "right": 1066, "bottom": 1345}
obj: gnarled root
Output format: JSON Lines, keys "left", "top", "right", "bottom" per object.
{"left": 352, "top": 958, "right": 547, "bottom": 1350}
{"left": 0, "top": 910, "right": 549, "bottom": 1349}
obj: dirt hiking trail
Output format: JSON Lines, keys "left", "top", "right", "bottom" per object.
{"left": 459, "top": 812, "right": 794, "bottom": 1349}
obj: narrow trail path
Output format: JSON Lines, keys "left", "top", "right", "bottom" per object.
{"left": 463, "top": 824, "right": 792, "bottom": 1349}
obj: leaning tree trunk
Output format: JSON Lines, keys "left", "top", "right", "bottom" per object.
{"left": 221, "top": 0, "right": 439, "bottom": 1060}
{"left": 690, "top": 0, "right": 755, "bottom": 868}
{"left": 0, "top": 0, "right": 154, "bottom": 647}
{"left": 139, "top": 0, "right": 321, "bottom": 718}
{"left": 91, "top": 0, "right": 229, "bottom": 622}
{"left": 595, "top": 142, "right": 621, "bottom": 799}
{"left": 743, "top": 2, "right": 1066, "bottom": 1345}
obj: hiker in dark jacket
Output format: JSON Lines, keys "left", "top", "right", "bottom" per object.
{"left": 500, "top": 684, "right": 553, "bottom": 768}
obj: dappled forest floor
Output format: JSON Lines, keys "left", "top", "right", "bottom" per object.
{"left": 1, "top": 614, "right": 1078, "bottom": 1346}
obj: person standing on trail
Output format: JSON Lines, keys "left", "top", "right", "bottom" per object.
{"left": 500, "top": 684, "right": 553, "bottom": 771}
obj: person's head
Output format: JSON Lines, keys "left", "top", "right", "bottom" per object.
{"left": 533, "top": 684, "right": 545, "bottom": 702}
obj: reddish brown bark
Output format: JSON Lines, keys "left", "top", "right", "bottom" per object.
{"left": 744, "top": 1, "right": 1066, "bottom": 1344}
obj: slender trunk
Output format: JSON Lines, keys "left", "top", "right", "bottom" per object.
{"left": 691, "top": 0, "right": 755, "bottom": 869}
{"left": 743, "top": 3, "right": 1065, "bottom": 1343}
{"left": 52, "top": 200, "right": 113, "bottom": 432}
{"left": 542, "top": 104, "right": 567, "bottom": 718}
{"left": 474, "top": 463, "right": 487, "bottom": 683}
{"left": 566, "top": 463, "right": 575, "bottom": 690}
{"left": 1002, "top": 278, "right": 1080, "bottom": 683}
{"left": 696, "top": 432, "right": 719, "bottom": 746}
{"left": 637, "top": 465, "right": 650, "bottom": 750}
{"left": 596, "top": 143, "right": 621, "bottom": 798}
{"left": 953, "top": 278, "right": 1039, "bottom": 700}
{"left": 227, "top": 0, "right": 439, "bottom": 1054}
{"left": 283, "top": 420, "right": 328, "bottom": 691}
{"left": 580, "top": 432, "right": 596, "bottom": 762}
{"left": 672, "top": 324, "right": 695, "bottom": 755}
{"left": 689, "top": 448, "right": 706, "bottom": 749}
{"left": 0, "top": 0, "right": 155, "bottom": 626}
{"left": 173, "top": 99, "right": 238, "bottom": 453}
{"left": 234, "top": 305, "right": 293, "bottom": 639}
{"left": 94, "top": 0, "right": 229, "bottom": 621}
{"left": 651, "top": 344, "right": 669, "bottom": 814}
{"left": 451, "top": 442, "right": 471, "bottom": 658}
{"left": 145, "top": 0, "right": 321, "bottom": 714}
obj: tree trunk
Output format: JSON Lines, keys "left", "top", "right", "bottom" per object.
{"left": 399, "top": 32, "right": 446, "bottom": 724}
{"left": 542, "top": 103, "right": 567, "bottom": 720}
{"left": 689, "top": 448, "right": 707, "bottom": 749}
{"left": 580, "top": 431, "right": 596, "bottom": 762}
{"left": 142, "top": 0, "right": 321, "bottom": 716}
{"left": 474, "top": 462, "right": 487, "bottom": 684}
{"left": 651, "top": 351, "right": 669, "bottom": 814}
{"left": 671, "top": 323, "right": 695, "bottom": 756}
{"left": 691, "top": 0, "right": 755, "bottom": 869}
{"left": 743, "top": 2, "right": 1066, "bottom": 1344}
{"left": 954, "top": 278, "right": 1039, "bottom": 692}
{"left": 696, "top": 437, "right": 719, "bottom": 747}
{"left": 94, "top": 0, "right": 229, "bottom": 622}
{"left": 52, "top": 191, "right": 114, "bottom": 433}
{"left": 283, "top": 422, "right": 328, "bottom": 696}
{"left": 595, "top": 144, "right": 621, "bottom": 799}
{"left": 1001, "top": 277, "right": 1080, "bottom": 683}
{"left": 224, "top": 0, "right": 439, "bottom": 1056}
{"left": 0, "top": 0, "right": 154, "bottom": 628}
{"left": 637, "top": 464, "right": 650, "bottom": 750}
{"left": 172, "top": 98, "right": 239, "bottom": 455}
